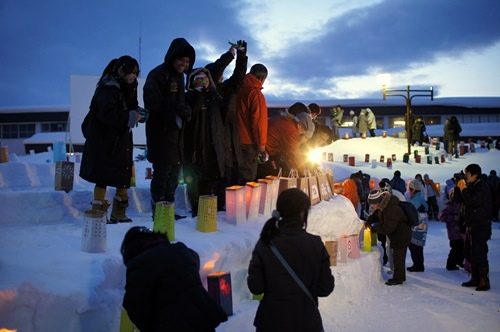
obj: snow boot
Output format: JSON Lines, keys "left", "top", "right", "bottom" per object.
{"left": 462, "top": 264, "right": 479, "bottom": 287}
{"left": 91, "top": 199, "right": 111, "bottom": 223}
{"left": 476, "top": 266, "right": 490, "bottom": 291}
{"left": 110, "top": 195, "right": 132, "bottom": 223}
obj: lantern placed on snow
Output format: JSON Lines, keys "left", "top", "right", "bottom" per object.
{"left": 1, "top": 146, "right": 9, "bottom": 163}
{"left": 415, "top": 155, "right": 421, "bottom": 163}
{"left": 154, "top": 201, "right": 175, "bottom": 241}
{"left": 327, "top": 153, "right": 334, "bottom": 162}
{"left": 245, "top": 182, "right": 261, "bottom": 221}
{"left": 265, "top": 175, "right": 280, "bottom": 210}
{"left": 322, "top": 151, "right": 327, "bottom": 160}
{"left": 225, "top": 185, "right": 246, "bottom": 225}
{"left": 382, "top": 131, "right": 387, "bottom": 138}
{"left": 414, "top": 150, "right": 419, "bottom": 158}
{"left": 81, "top": 210, "right": 107, "bottom": 253}
{"left": 361, "top": 132, "right": 367, "bottom": 139}
{"left": 424, "top": 146, "right": 429, "bottom": 155}
{"left": 441, "top": 154, "right": 446, "bottom": 163}
{"left": 348, "top": 156, "right": 355, "bottom": 167}
{"left": 325, "top": 240, "right": 338, "bottom": 266}
{"left": 348, "top": 234, "right": 360, "bottom": 259}
{"left": 379, "top": 155, "right": 384, "bottom": 163}
{"left": 258, "top": 179, "right": 273, "bottom": 216}
{"left": 344, "top": 132, "right": 349, "bottom": 139}
{"left": 363, "top": 227, "right": 371, "bottom": 252}
{"left": 196, "top": 195, "right": 218, "bottom": 232}
{"left": 403, "top": 153, "right": 410, "bottom": 163}
{"left": 338, "top": 236, "right": 349, "bottom": 263}
{"left": 145, "top": 167, "right": 152, "bottom": 179}
{"left": 365, "top": 153, "right": 370, "bottom": 162}
{"left": 392, "top": 154, "right": 396, "bottom": 161}
{"left": 470, "top": 143, "right": 476, "bottom": 153}
{"left": 207, "top": 271, "right": 233, "bottom": 316}
{"left": 434, "top": 156, "right": 440, "bottom": 164}
{"left": 386, "top": 157, "right": 392, "bottom": 168}
{"left": 343, "top": 154, "right": 348, "bottom": 162}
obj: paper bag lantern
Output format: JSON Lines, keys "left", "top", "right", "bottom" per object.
{"left": 325, "top": 240, "right": 338, "bottom": 266}
{"left": 434, "top": 156, "right": 440, "bottom": 164}
{"left": 338, "top": 236, "right": 349, "bottom": 263}
{"left": 361, "top": 133, "right": 366, "bottom": 139}
{"left": 225, "top": 185, "right": 246, "bottom": 225}
{"left": 245, "top": 182, "right": 261, "bottom": 221}
{"left": 382, "top": 131, "right": 387, "bottom": 138}
{"left": 363, "top": 228, "right": 371, "bottom": 252}
{"left": 308, "top": 176, "right": 321, "bottom": 205}
{"left": 258, "top": 179, "right": 273, "bottom": 216}
{"left": 54, "top": 160, "right": 74, "bottom": 193}
{"left": 343, "top": 154, "right": 348, "bottom": 162}
{"left": 427, "top": 156, "right": 432, "bottom": 164}
{"left": 348, "top": 156, "right": 355, "bottom": 167}
{"left": 348, "top": 234, "right": 360, "bottom": 259}
{"left": 386, "top": 158, "right": 392, "bottom": 168}
{"left": 322, "top": 151, "right": 327, "bottom": 160}
{"left": 0, "top": 146, "right": 9, "bottom": 163}
{"left": 145, "top": 167, "right": 152, "bottom": 179}
{"left": 207, "top": 271, "right": 233, "bottom": 316}
{"left": 297, "top": 176, "right": 309, "bottom": 197}
{"left": 344, "top": 132, "right": 349, "bottom": 139}
{"left": 327, "top": 153, "right": 334, "bottom": 162}
{"left": 441, "top": 154, "right": 446, "bottom": 163}
{"left": 265, "top": 175, "right": 280, "bottom": 210}
{"left": 403, "top": 153, "right": 409, "bottom": 163}
{"left": 379, "top": 155, "right": 384, "bottom": 163}
{"left": 81, "top": 210, "right": 107, "bottom": 253}
{"left": 153, "top": 201, "right": 175, "bottom": 241}
{"left": 392, "top": 154, "right": 396, "bottom": 161}
{"left": 317, "top": 173, "right": 331, "bottom": 201}
{"left": 424, "top": 146, "right": 429, "bottom": 155}
{"left": 120, "top": 309, "right": 139, "bottom": 332}
{"left": 365, "top": 153, "right": 370, "bottom": 162}
{"left": 415, "top": 155, "right": 421, "bottom": 163}
{"left": 414, "top": 150, "right": 419, "bottom": 158}
{"left": 197, "top": 195, "right": 218, "bottom": 232}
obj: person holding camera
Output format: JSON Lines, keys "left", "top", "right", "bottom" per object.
{"left": 80, "top": 55, "right": 144, "bottom": 223}
{"left": 453, "top": 164, "right": 492, "bottom": 291}
{"left": 143, "top": 38, "right": 195, "bottom": 218}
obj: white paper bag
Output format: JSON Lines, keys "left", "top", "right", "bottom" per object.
{"left": 81, "top": 210, "right": 107, "bottom": 253}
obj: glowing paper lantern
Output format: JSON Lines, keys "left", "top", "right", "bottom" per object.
{"left": 338, "top": 236, "right": 349, "bottom": 263}
{"left": 54, "top": 160, "right": 74, "bottom": 193}
{"left": 145, "top": 167, "right": 152, "bottom": 179}
{"left": 348, "top": 234, "right": 360, "bottom": 259}
{"left": 348, "top": 156, "right": 355, "bottom": 167}
{"left": 258, "top": 179, "right": 273, "bottom": 216}
{"left": 343, "top": 154, "right": 348, "bottom": 162}
{"left": 344, "top": 132, "right": 349, "bottom": 139}
{"left": 225, "top": 185, "right": 246, "bottom": 225}
{"left": 196, "top": 195, "right": 218, "bottom": 232}
{"left": 325, "top": 240, "right": 338, "bottom": 266}
{"left": 365, "top": 153, "right": 370, "bottom": 162}
{"left": 382, "top": 131, "right": 387, "bottom": 138}
{"left": 154, "top": 201, "right": 175, "bottom": 241}
{"left": 265, "top": 175, "right": 280, "bottom": 210}
{"left": 245, "top": 182, "right": 261, "bottom": 221}
{"left": 207, "top": 271, "right": 233, "bottom": 316}
{"left": 327, "top": 153, "right": 334, "bottom": 162}
{"left": 386, "top": 158, "right": 392, "bottom": 168}
{"left": 379, "top": 155, "right": 384, "bottom": 163}
{"left": 81, "top": 210, "right": 107, "bottom": 253}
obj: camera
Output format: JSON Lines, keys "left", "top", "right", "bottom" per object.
{"left": 137, "top": 107, "right": 149, "bottom": 123}
{"left": 453, "top": 170, "right": 465, "bottom": 182}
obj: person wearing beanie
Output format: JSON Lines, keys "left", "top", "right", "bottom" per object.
{"left": 349, "top": 110, "right": 359, "bottom": 138}
{"left": 144, "top": 37, "right": 196, "bottom": 219}
{"left": 453, "top": 163, "right": 492, "bottom": 291}
{"left": 248, "top": 188, "right": 334, "bottom": 331}
{"left": 365, "top": 189, "right": 412, "bottom": 285}
{"left": 257, "top": 109, "right": 314, "bottom": 178}
{"left": 407, "top": 179, "right": 428, "bottom": 272}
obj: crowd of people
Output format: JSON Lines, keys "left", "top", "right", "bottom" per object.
{"left": 78, "top": 37, "right": 498, "bottom": 330}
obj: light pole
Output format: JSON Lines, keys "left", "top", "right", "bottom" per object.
{"left": 382, "top": 85, "right": 434, "bottom": 155}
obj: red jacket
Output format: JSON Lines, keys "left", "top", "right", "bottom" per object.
{"left": 266, "top": 116, "right": 305, "bottom": 171}
{"left": 236, "top": 73, "right": 268, "bottom": 146}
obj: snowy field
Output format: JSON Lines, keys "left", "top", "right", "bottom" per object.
{"left": 0, "top": 123, "right": 499, "bottom": 332}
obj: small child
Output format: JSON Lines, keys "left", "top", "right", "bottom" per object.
{"left": 440, "top": 189, "right": 464, "bottom": 270}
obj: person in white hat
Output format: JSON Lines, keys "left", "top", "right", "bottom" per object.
{"left": 349, "top": 110, "right": 359, "bottom": 138}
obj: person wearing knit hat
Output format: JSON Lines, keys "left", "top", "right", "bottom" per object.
{"left": 349, "top": 110, "right": 359, "bottom": 138}
{"left": 294, "top": 112, "right": 315, "bottom": 139}
{"left": 407, "top": 179, "right": 428, "bottom": 273}
{"left": 365, "top": 188, "right": 412, "bottom": 285}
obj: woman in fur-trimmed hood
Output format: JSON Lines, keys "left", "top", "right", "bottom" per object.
{"left": 365, "top": 190, "right": 412, "bottom": 285}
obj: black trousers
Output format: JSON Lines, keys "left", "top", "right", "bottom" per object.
{"left": 447, "top": 239, "right": 464, "bottom": 267}
{"left": 393, "top": 246, "right": 408, "bottom": 283}
{"left": 409, "top": 243, "right": 424, "bottom": 268}
{"left": 464, "top": 224, "right": 491, "bottom": 268}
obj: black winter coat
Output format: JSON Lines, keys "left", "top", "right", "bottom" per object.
{"left": 453, "top": 179, "right": 492, "bottom": 228}
{"left": 371, "top": 194, "right": 412, "bottom": 249}
{"left": 247, "top": 221, "right": 335, "bottom": 332}
{"left": 123, "top": 241, "right": 227, "bottom": 332}
{"left": 79, "top": 74, "right": 137, "bottom": 188}
{"left": 144, "top": 38, "right": 195, "bottom": 166}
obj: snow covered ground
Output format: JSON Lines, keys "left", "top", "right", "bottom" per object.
{"left": 0, "top": 123, "right": 499, "bottom": 332}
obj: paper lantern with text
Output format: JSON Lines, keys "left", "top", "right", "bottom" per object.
{"left": 54, "top": 160, "right": 74, "bottom": 193}
{"left": 225, "top": 186, "right": 246, "bottom": 225}
{"left": 196, "top": 195, "right": 218, "bottom": 232}
{"left": 325, "top": 240, "right": 338, "bottom": 266}
{"left": 258, "top": 179, "right": 273, "bottom": 216}
{"left": 207, "top": 271, "right": 233, "bottom": 316}
{"left": 81, "top": 210, "right": 107, "bottom": 253}
{"left": 245, "top": 182, "right": 261, "bottom": 221}
{"left": 154, "top": 201, "right": 175, "bottom": 241}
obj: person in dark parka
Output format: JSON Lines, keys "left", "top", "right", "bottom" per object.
{"left": 144, "top": 38, "right": 195, "bottom": 217}
{"left": 247, "top": 188, "right": 334, "bottom": 332}
{"left": 80, "top": 55, "right": 143, "bottom": 223}
{"left": 121, "top": 226, "right": 228, "bottom": 332}
{"left": 366, "top": 190, "right": 412, "bottom": 285}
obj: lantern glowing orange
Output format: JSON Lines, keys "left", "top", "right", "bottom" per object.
{"left": 207, "top": 271, "right": 233, "bottom": 316}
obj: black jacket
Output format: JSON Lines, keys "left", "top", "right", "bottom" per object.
{"left": 144, "top": 38, "right": 195, "bottom": 166}
{"left": 123, "top": 241, "right": 227, "bottom": 332}
{"left": 453, "top": 178, "right": 492, "bottom": 228}
{"left": 79, "top": 74, "right": 137, "bottom": 187}
{"left": 247, "top": 221, "right": 334, "bottom": 332}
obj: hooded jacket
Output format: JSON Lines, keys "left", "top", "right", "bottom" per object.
{"left": 144, "top": 38, "right": 195, "bottom": 165}
{"left": 80, "top": 73, "right": 137, "bottom": 187}
{"left": 371, "top": 194, "right": 412, "bottom": 249}
{"left": 236, "top": 73, "right": 268, "bottom": 147}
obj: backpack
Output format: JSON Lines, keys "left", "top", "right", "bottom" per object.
{"left": 399, "top": 201, "right": 420, "bottom": 227}
{"left": 350, "top": 172, "right": 371, "bottom": 202}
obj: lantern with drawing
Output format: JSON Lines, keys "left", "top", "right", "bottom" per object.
{"left": 207, "top": 271, "right": 233, "bottom": 316}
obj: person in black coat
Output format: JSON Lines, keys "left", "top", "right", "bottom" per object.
{"left": 144, "top": 38, "right": 195, "bottom": 217}
{"left": 453, "top": 163, "right": 492, "bottom": 291}
{"left": 247, "top": 188, "right": 335, "bottom": 332}
{"left": 121, "top": 226, "right": 227, "bottom": 332}
{"left": 411, "top": 116, "right": 426, "bottom": 145}
{"left": 80, "top": 55, "right": 144, "bottom": 223}
{"left": 366, "top": 190, "right": 412, "bottom": 285}
{"left": 184, "top": 41, "right": 247, "bottom": 215}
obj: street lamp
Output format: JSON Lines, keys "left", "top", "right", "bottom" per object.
{"left": 382, "top": 84, "right": 434, "bottom": 155}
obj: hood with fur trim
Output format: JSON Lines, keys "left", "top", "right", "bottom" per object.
{"left": 186, "top": 67, "right": 216, "bottom": 92}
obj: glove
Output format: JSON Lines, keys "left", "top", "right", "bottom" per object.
{"left": 236, "top": 40, "right": 247, "bottom": 56}
{"left": 456, "top": 179, "right": 467, "bottom": 192}
{"left": 177, "top": 104, "right": 192, "bottom": 122}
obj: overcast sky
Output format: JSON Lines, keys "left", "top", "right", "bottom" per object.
{"left": 1, "top": 0, "right": 499, "bottom": 108}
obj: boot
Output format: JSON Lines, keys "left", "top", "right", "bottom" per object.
{"left": 91, "top": 199, "right": 110, "bottom": 222}
{"left": 462, "top": 264, "right": 479, "bottom": 287}
{"left": 110, "top": 195, "right": 132, "bottom": 223}
{"left": 476, "top": 266, "right": 491, "bottom": 291}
